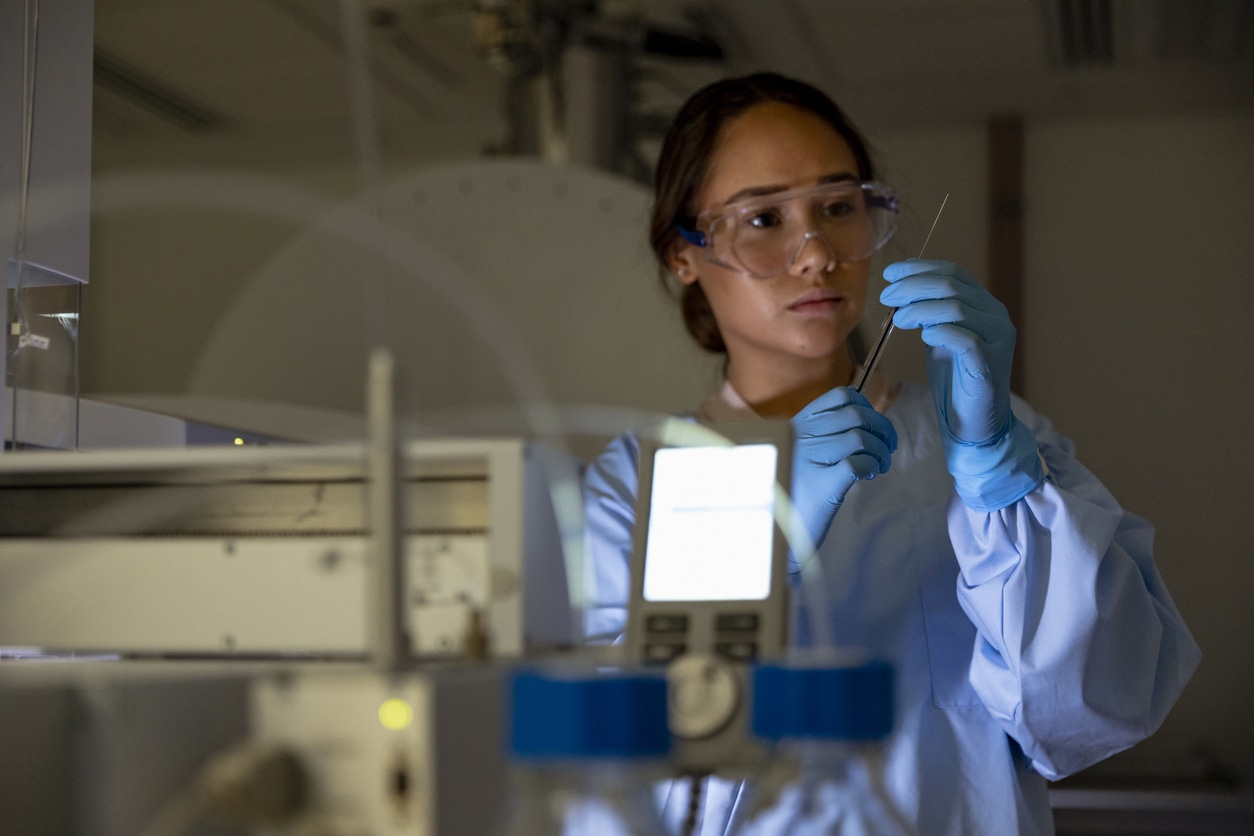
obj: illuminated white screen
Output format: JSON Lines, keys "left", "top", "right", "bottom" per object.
{"left": 642, "top": 444, "right": 777, "bottom": 602}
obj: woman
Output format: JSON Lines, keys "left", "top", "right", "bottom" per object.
{"left": 583, "top": 73, "right": 1199, "bottom": 834}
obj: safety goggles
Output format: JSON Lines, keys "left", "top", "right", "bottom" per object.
{"left": 676, "top": 180, "right": 899, "bottom": 279}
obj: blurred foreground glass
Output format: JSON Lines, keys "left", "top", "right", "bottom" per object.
{"left": 2, "top": 0, "right": 91, "bottom": 451}
{"left": 4, "top": 261, "right": 81, "bottom": 450}
{"left": 728, "top": 661, "right": 911, "bottom": 835}
{"left": 501, "top": 669, "right": 671, "bottom": 836}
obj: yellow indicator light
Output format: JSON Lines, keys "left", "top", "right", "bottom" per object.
{"left": 234, "top": 437, "right": 245, "bottom": 446}
{"left": 378, "top": 698, "right": 413, "bottom": 731}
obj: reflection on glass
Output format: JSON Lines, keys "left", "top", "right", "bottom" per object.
{"left": 5, "top": 260, "right": 82, "bottom": 450}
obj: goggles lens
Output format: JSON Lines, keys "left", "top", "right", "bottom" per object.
{"left": 700, "top": 181, "right": 899, "bottom": 279}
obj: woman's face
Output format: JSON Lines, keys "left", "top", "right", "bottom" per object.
{"left": 672, "top": 101, "right": 870, "bottom": 370}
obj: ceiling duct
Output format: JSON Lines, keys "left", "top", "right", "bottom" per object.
{"left": 93, "top": 50, "right": 227, "bottom": 134}
{"left": 1044, "top": 0, "right": 1253, "bottom": 67}
{"left": 472, "top": 0, "right": 722, "bottom": 180}
{"left": 1056, "top": 0, "right": 1114, "bottom": 65}
{"left": 1156, "top": 0, "right": 1253, "bottom": 61}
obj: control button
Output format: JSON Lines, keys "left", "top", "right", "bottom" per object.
{"left": 645, "top": 614, "right": 689, "bottom": 634}
{"left": 715, "top": 641, "right": 758, "bottom": 662}
{"left": 667, "top": 654, "right": 741, "bottom": 740}
{"left": 644, "top": 642, "right": 686, "bottom": 663}
{"left": 715, "top": 613, "right": 760, "bottom": 633}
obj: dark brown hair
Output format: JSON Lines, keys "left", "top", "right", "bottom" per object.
{"left": 650, "top": 73, "right": 876, "bottom": 353}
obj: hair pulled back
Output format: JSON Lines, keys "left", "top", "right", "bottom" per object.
{"left": 650, "top": 73, "right": 876, "bottom": 353}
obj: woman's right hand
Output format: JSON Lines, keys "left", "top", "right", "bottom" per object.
{"left": 789, "top": 387, "right": 897, "bottom": 556}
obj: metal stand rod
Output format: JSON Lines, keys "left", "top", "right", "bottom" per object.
{"left": 367, "top": 348, "right": 407, "bottom": 671}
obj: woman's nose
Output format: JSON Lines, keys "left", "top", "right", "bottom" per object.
{"left": 788, "top": 229, "right": 837, "bottom": 277}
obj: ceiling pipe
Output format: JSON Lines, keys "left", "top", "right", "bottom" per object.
{"left": 473, "top": 0, "right": 722, "bottom": 180}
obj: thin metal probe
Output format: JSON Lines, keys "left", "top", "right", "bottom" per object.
{"left": 852, "top": 193, "right": 950, "bottom": 393}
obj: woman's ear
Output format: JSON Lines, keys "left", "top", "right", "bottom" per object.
{"left": 667, "top": 247, "right": 700, "bottom": 286}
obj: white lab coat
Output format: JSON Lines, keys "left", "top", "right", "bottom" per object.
{"left": 583, "top": 380, "right": 1200, "bottom": 835}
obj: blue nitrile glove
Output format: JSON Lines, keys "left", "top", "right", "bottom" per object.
{"left": 790, "top": 387, "right": 897, "bottom": 555}
{"left": 880, "top": 259, "right": 1043, "bottom": 511}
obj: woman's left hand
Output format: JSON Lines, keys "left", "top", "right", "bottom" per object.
{"left": 880, "top": 259, "right": 1014, "bottom": 444}
{"left": 880, "top": 259, "right": 1042, "bottom": 510}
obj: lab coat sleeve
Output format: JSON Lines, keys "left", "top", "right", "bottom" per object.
{"left": 581, "top": 432, "right": 639, "bottom": 642}
{"left": 950, "top": 398, "right": 1201, "bottom": 780}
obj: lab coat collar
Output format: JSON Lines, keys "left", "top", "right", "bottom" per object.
{"left": 694, "top": 373, "right": 901, "bottom": 423}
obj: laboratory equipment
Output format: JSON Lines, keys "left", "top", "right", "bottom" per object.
{"left": 0, "top": 386, "right": 900, "bottom": 834}
{"left": 4, "top": 265, "right": 83, "bottom": 449}
{"left": 729, "top": 660, "right": 908, "bottom": 835}
{"left": 624, "top": 421, "right": 794, "bottom": 775}
{"left": 0, "top": 437, "right": 571, "bottom": 658}
{"left": 0, "top": 344, "right": 575, "bottom": 834}
{"left": 852, "top": 194, "right": 949, "bottom": 393}
{"left": 502, "top": 668, "right": 672, "bottom": 835}
{"left": 251, "top": 666, "right": 510, "bottom": 835}
{"left": 1, "top": 0, "right": 92, "bottom": 451}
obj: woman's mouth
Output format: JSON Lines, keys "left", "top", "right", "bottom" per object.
{"left": 789, "top": 291, "right": 842, "bottom": 313}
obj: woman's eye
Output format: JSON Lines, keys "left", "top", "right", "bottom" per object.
{"left": 822, "top": 200, "right": 857, "bottom": 217}
{"left": 745, "top": 209, "right": 783, "bottom": 229}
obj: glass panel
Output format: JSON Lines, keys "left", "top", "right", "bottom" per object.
{"left": 4, "top": 259, "right": 81, "bottom": 450}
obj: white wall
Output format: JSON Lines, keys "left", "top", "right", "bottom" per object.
{"left": 1025, "top": 111, "right": 1254, "bottom": 780}
{"left": 85, "top": 206, "right": 303, "bottom": 396}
